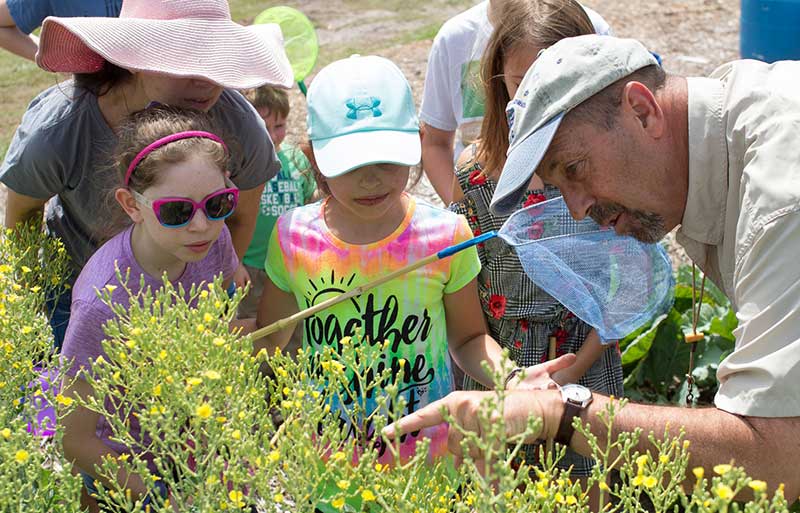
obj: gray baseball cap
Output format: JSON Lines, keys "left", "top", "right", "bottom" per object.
{"left": 490, "top": 35, "right": 658, "bottom": 216}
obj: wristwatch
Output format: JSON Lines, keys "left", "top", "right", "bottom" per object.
{"left": 554, "top": 384, "right": 593, "bottom": 447}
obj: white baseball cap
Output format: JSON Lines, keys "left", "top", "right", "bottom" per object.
{"left": 306, "top": 55, "right": 421, "bottom": 178}
{"left": 490, "top": 35, "right": 658, "bottom": 215}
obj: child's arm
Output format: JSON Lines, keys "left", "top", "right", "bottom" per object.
{"left": 444, "top": 279, "right": 504, "bottom": 388}
{"left": 251, "top": 276, "right": 299, "bottom": 356}
{"left": 445, "top": 278, "right": 577, "bottom": 390}
{"left": 61, "top": 378, "right": 150, "bottom": 498}
{"left": 550, "top": 329, "right": 613, "bottom": 385}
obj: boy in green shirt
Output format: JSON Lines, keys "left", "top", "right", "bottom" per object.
{"left": 239, "top": 86, "right": 316, "bottom": 337}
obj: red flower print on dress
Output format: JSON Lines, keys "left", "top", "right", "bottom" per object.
{"left": 523, "top": 193, "right": 546, "bottom": 208}
{"left": 552, "top": 328, "right": 570, "bottom": 356}
{"left": 468, "top": 170, "right": 487, "bottom": 186}
{"left": 513, "top": 340, "right": 523, "bottom": 349}
{"left": 524, "top": 192, "right": 547, "bottom": 216}
{"left": 527, "top": 221, "right": 545, "bottom": 240}
{"left": 519, "top": 319, "right": 529, "bottom": 332}
{"left": 488, "top": 294, "right": 507, "bottom": 319}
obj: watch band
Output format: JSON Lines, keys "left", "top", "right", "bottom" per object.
{"left": 503, "top": 367, "right": 524, "bottom": 390}
{"left": 554, "top": 399, "right": 582, "bottom": 446}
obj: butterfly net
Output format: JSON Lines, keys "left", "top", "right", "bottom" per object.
{"left": 498, "top": 196, "right": 674, "bottom": 341}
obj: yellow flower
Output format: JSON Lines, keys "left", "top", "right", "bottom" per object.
{"left": 225, "top": 385, "right": 233, "bottom": 395}
{"left": 20, "top": 265, "right": 31, "bottom": 273}
{"left": 195, "top": 402, "right": 213, "bottom": 419}
{"left": 632, "top": 475, "right": 645, "bottom": 487}
{"left": 203, "top": 370, "right": 221, "bottom": 380}
{"left": 206, "top": 475, "right": 219, "bottom": 485}
{"left": 158, "top": 350, "right": 168, "bottom": 360}
{"left": 748, "top": 480, "right": 767, "bottom": 493}
{"left": 0, "top": 264, "right": 11, "bottom": 273}
{"left": 186, "top": 377, "right": 203, "bottom": 387}
{"left": 635, "top": 454, "right": 649, "bottom": 469}
{"left": 203, "top": 313, "right": 214, "bottom": 323}
{"left": 153, "top": 384, "right": 161, "bottom": 397}
{"left": 274, "top": 493, "right": 284, "bottom": 503}
{"left": 228, "top": 490, "right": 245, "bottom": 508}
{"left": 21, "top": 326, "right": 33, "bottom": 334}
{"left": 1, "top": 428, "right": 11, "bottom": 439}
{"left": 15, "top": 449, "right": 30, "bottom": 464}
{"left": 565, "top": 495, "right": 578, "bottom": 505}
{"left": 196, "top": 324, "right": 205, "bottom": 333}
{"left": 713, "top": 464, "right": 732, "bottom": 475}
{"left": 598, "top": 482, "right": 609, "bottom": 491}
{"left": 55, "top": 394, "right": 74, "bottom": 407}
{"left": 659, "top": 454, "right": 669, "bottom": 464}
{"left": 105, "top": 285, "right": 117, "bottom": 293}
{"left": 131, "top": 328, "right": 142, "bottom": 337}
{"left": 331, "top": 497, "right": 345, "bottom": 509}
{"left": 213, "top": 337, "right": 226, "bottom": 347}
{"left": 336, "top": 480, "right": 350, "bottom": 490}
{"left": 331, "top": 451, "right": 346, "bottom": 462}
{"left": 268, "top": 451, "right": 280, "bottom": 463}
{"left": 361, "top": 489, "right": 376, "bottom": 502}
{"left": 231, "top": 429, "right": 241, "bottom": 440}
{"left": 340, "top": 336, "right": 351, "bottom": 346}
{"left": 216, "top": 416, "right": 227, "bottom": 423}
{"left": 643, "top": 476, "right": 658, "bottom": 489}
{"left": 714, "top": 484, "right": 735, "bottom": 501}
{"left": 692, "top": 467, "right": 704, "bottom": 480}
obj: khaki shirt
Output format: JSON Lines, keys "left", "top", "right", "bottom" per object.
{"left": 678, "top": 60, "right": 800, "bottom": 417}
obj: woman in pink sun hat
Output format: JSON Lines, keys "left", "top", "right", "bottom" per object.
{"left": 0, "top": 0, "right": 294, "bottom": 350}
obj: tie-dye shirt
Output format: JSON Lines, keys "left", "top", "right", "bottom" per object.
{"left": 266, "top": 194, "right": 480, "bottom": 464}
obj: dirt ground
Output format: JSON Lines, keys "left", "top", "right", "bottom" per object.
{"left": 1, "top": 0, "right": 741, "bottom": 266}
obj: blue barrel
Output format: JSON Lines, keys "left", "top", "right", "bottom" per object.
{"left": 741, "top": 0, "right": 800, "bottom": 62}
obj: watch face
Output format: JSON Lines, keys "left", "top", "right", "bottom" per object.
{"left": 562, "top": 384, "right": 592, "bottom": 403}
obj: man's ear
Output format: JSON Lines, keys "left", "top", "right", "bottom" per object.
{"left": 622, "top": 81, "right": 664, "bottom": 138}
{"left": 115, "top": 188, "right": 144, "bottom": 223}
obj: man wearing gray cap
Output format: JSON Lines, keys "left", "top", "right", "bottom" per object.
{"left": 386, "top": 35, "right": 800, "bottom": 495}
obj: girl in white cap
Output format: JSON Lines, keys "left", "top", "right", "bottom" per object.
{"left": 60, "top": 105, "right": 241, "bottom": 509}
{"left": 252, "top": 54, "right": 573, "bottom": 513}
{"left": 0, "top": 0, "right": 293, "bottom": 350}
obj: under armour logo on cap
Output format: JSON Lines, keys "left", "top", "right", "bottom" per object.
{"left": 345, "top": 96, "right": 382, "bottom": 119}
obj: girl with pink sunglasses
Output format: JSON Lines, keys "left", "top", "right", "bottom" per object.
{"left": 59, "top": 105, "right": 240, "bottom": 507}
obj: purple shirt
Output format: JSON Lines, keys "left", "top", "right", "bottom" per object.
{"left": 61, "top": 223, "right": 238, "bottom": 463}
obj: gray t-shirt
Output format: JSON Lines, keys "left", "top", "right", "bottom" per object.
{"left": 0, "top": 83, "right": 279, "bottom": 276}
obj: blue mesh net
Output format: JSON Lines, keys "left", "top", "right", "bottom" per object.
{"left": 497, "top": 196, "right": 675, "bottom": 342}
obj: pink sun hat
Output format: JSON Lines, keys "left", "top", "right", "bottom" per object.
{"left": 35, "top": 0, "right": 294, "bottom": 90}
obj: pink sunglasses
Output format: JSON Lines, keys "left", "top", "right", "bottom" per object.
{"left": 132, "top": 187, "right": 239, "bottom": 228}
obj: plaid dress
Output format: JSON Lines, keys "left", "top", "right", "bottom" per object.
{"left": 449, "top": 145, "right": 624, "bottom": 476}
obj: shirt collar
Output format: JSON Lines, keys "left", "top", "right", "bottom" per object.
{"left": 678, "top": 76, "right": 728, "bottom": 246}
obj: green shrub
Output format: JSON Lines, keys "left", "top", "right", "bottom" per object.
{"left": 0, "top": 227, "right": 792, "bottom": 512}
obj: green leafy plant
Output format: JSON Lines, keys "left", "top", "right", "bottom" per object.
{"left": 0, "top": 229, "right": 793, "bottom": 513}
{"left": 0, "top": 223, "right": 81, "bottom": 512}
{"left": 620, "top": 264, "right": 737, "bottom": 405}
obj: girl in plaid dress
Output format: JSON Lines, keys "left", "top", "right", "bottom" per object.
{"left": 448, "top": 0, "right": 623, "bottom": 477}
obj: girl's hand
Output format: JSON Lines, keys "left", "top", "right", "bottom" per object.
{"left": 233, "top": 263, "right": 250, "bottom": 289}
{"left": 508, "top": 354, "right": 577, "bottom": 391}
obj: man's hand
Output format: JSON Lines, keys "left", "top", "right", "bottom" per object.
{"left": 383, "top": 389, "right": 558, "bottom": 469}
{"left": 510, "top": 354, "right": 576, "bottom": 391}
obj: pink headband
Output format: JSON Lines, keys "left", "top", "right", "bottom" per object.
{"left": 124, "top": 130, "right": 228, "bottom": 186}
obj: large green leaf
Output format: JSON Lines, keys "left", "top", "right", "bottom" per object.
{"left": 620, "top": 313, "right": 668, "bottom": 366}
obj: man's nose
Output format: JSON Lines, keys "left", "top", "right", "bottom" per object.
{"left": 562, "top": 190, "right": 593, "bottom": 221}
